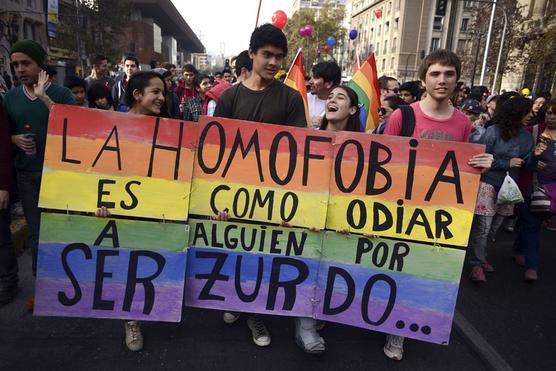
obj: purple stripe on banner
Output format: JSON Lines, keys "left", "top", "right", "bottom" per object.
{"left": 184, "top": 278, "right": 314, "bottom": 317}
{"left": 34, "top": 279, "right": 184, "bottom": 322}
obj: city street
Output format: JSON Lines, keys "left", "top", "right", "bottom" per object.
{"left": 1, "top": 228, "right": 554, "bottom": 370}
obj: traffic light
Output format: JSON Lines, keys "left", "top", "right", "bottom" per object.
{"left": 436, "top": 0, "right": 447, "bottom": 16}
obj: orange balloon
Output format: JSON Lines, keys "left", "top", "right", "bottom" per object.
{"left": 272, "top": 10, "right": 287, "bottom": 30}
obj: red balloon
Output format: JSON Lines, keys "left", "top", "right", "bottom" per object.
{"left": 324, "top": 45, "right": 331, "bottom": 53}
{"left": 272, "top": 10, "right": 288, "bottom": 30}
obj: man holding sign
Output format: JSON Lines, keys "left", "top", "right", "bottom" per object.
{"left": 214, "top": 23, "right": 307, "bottom": 348}
{"left": 382, "top": 49, "right": 493, "bottom": 361}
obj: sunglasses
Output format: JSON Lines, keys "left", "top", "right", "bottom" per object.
{"left": 378, "top": 107, "right": 387, "bottom": 115}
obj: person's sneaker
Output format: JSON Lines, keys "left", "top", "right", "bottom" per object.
{"left": 223, "top": 311, "right": 240, "bottom": 324}
{"left": 524, "top": 269, "right": 538, "bottom": 282}
{"left": 125, "top": 321, "right": 144, "bottom": 351}
{"left": 470, "top": 266, "right": 486, "bottom": 282}
{"left": 295, "top": 318, "right": 325, "bottom": 354}
{"left": 482, "top": 261, "right": 495, "bottom": 273}
{"left": 383, "top": 334, "right": 404, "bottom": 361}
{"left": 247, "top": 315, "right": 271, "bottom": 347}
{"left": 513, "top": 255, "right": 525, "bottom": 267}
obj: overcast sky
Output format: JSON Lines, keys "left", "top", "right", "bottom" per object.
{"left": 172, "top": 0, "right": 293, "bottom": 56}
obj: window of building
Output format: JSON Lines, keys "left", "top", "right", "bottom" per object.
{"left": 464, "top": 0, "right": 474, "bottom": 9}
{"left": 456, "top": 39, "right": 467, "bottom": 54}
{"left": 387, "top": 1, "right": 392, "bottom": 14}
{"left": 376, "top": 42, "right": 380, "bottom": 56}
{"left": 433, "top": 16, "right": 443, "bottom": 31}
{"left": 383, "top": 40, "right": 388, "bottom": 54}
{"left": 385, "top": 21, "right": 389, "bottom": 35}
{"left": 395, "top": 17, "right": 399, "bottom": 30}
{"left": 430, "top": 37, "right": 440, "bottom": 52}
{"left": 461, "top": 18, "right": 469, "bottom": 32}
{"left": 378, "top": 24, "right": 381, "bottom": 35}
{"left": 392, "top": 37, "right": 397, "bottom": 52}
{"left": 382, "top": 58, "right": 386, "bottom": 70}
{"left": 390, "top": 57, "right": 395, "bottom": 68}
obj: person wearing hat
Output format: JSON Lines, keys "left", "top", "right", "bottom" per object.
{"left": 3, "top": 40, "right": 75, "bottom": 278}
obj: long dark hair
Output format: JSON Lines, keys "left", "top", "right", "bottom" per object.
{"left": 87, "top": 83, "right": 114, "bottom": 109}
{"left": 319, "top": 85, "right": 361, "bottom": 132}
{"left": 125, "top": 71, "right": 168, "bottom": 117}
{"left": 492, "top": 95, "right": 532, "bottom": 141}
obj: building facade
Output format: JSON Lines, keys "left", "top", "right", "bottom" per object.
{"left": 349, "top": 0, "right": 476, "bottom": 81}
{"left": 0, "top": 0, "right": 47, "bottom": 80}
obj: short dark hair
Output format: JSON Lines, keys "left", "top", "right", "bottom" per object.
{"left": 378, "top": 75, "right": 398, "bottom": 90}
{"left": 399, "top": 81, "right": 421, "bottom": 99}
{"left": 64, "top": 75, "right": 87, "bottom": 90}
{"left": 163, "top": 63, "right": 176, "bottom": 70}
{"left": 193, "top": 73, "right": 210, "bottom": 89}
{"left": 125, "top": 71, "right": 167, "bottom": 108}
{"left": 123, "top": 55, "right": 139, "bottom": 67}
{"left": 235, "top": 50, "right": 252, "bottom": 76}
{"left": 183, "top": 64, "right": 197, "bottom": 74}
{"left": 312, "top": 61, "right": 341, "bottom": 86}
{"left": 87, "top": 83, "right": 113, "bottom": 108}
{"left": 384, "top": 95, "right": 408, "bottom": 110}
{"left": 249, "top": 23, "right": 288, "bottom": 56}
{"left": 319, "top": 85, "right": 361, "bottom": 133}
{"left": 92, "top": 54, "right": 107, "bottom": 66}
{"left": 419, "top": 49, "right": 461, "bottom": 81}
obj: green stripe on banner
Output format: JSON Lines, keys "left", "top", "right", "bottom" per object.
{"left": 348, "top": 81, "right": 370, "bottom": 111}
{"left": 322, "top": 232, "right": 465, "bottom": 283}
{"left": 188, "top": 219, "right": 323, "bottom": 260}
{"left": 40, "top": 213, "right": 189, "bottom": 252}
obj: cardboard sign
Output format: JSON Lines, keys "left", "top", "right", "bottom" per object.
{"left": 185, "top": 219, "right": 323, "bottom": 317}
{"left": 34, "top": 213, "right": 189, "bottom": 322}
{"left": 39, "top": 105, "right": 197, "bottom": 220}
{"left": 189, "top": 117, "right": 335, "bottom": 229}
{"left": 326, "top": 132, "right": 484, "bottom": 246}
{"left": 315, "top": 232, "right": 464, "bottom": 345}
{"left": 184, "top": 220, "right": 463, "bottom": 344}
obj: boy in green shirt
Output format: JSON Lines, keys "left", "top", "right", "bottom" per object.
{"left": 3, "top": 40, "right": 75, "bottom": 275}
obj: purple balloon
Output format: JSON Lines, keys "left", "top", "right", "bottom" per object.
{"left": 304, "top": 25, "right": 314, "bottom": 37}
{"left": 349, "top": 29, "right": 358, "bottom": 40}
{"left": 299, "top": 26, "right": 307, "bottom": 37}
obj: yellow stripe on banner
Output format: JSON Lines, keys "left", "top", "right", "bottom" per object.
{"left": 39, "top": 168, "right": 191, "bottom": 221}
{"left": 326, "top": 194, "right": 474, "bottom": 246}
{"left": 189, "top": 178, "right": 328, "bottom": 229}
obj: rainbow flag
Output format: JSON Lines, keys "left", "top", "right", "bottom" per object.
{"left": 348, "top": 53, "right": 381, "bottom": 132}
{"left": 284, "top": 49, "right": 310, "bottom": 127}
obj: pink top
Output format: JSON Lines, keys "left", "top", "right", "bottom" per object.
{"left": 384, "top": 101, "right": 472, "bottom": 142}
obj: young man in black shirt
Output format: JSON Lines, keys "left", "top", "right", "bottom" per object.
{"left": 214, "top": 24, "right": 306, "bottom": 127}
{"left": 214, "top": 23, "right": 309, "bottom": 350}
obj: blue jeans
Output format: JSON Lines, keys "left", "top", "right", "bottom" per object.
{"left": 17, "top": 171, "right": 42, "bottom": 275}
{"left": 513, "top": 201, "right": 542, "bottom": 270}
{"left": 467, "top": 214, "right": 505, "bottom": 267}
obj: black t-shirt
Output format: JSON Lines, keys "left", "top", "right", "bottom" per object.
{"left": 214, "top": 79, "right": 307, "bottom": 127}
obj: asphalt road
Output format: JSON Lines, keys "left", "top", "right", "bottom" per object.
{"left": 1, "top": 227, "right": 554, "bottom": 370}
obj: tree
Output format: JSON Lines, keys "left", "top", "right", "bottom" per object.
{"left": 284, "top": 3, "right": 346, "bottom": 73}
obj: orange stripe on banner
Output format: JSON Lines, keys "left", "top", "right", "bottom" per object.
{"left": 196, "top": 116, "right": 334, "bottom": 154}
{"left": 44, "top": 135, "right": 196, "bottom": 181}
{"left": 193, "top": 144, "right": 332, "bottom": 192}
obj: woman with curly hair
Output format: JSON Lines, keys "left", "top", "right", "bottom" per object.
{"left": 468, "top": 96, "right": 546, "bottom": 282}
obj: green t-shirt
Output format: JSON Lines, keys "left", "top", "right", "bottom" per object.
{"left": 3, "top": 83, "right": 75, "bottom": 171}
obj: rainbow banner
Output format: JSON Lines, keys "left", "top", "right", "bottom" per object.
{"left": 185, "top": 219, "right": 323, "bottom": 318}
{"left": 326, "top": 132, "right": 483, "bottom": 246}
{"left": 189, "top": 116, "right": 335, "bottom": 229}
{"left": 34, "top": 213, "right": 189, "bottom": 322}
{"left": 348, "top": 53, "right": 381, "bottom": 132}
{"left": 284, "top": 49, "right": 310, "bottom": 127}
{"left": 39, "top": 105, "right": 197, "bottom": 220}
{"left": 184, "top": 219, "right": 464, "bottom": 344}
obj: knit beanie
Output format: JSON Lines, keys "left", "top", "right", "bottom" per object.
{"left": 11, "top": 40, "right": 46, "bottom": 67}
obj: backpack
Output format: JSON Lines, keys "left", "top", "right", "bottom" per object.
{"left": 398, "top": 105, "right": 416, "bottom": 137}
